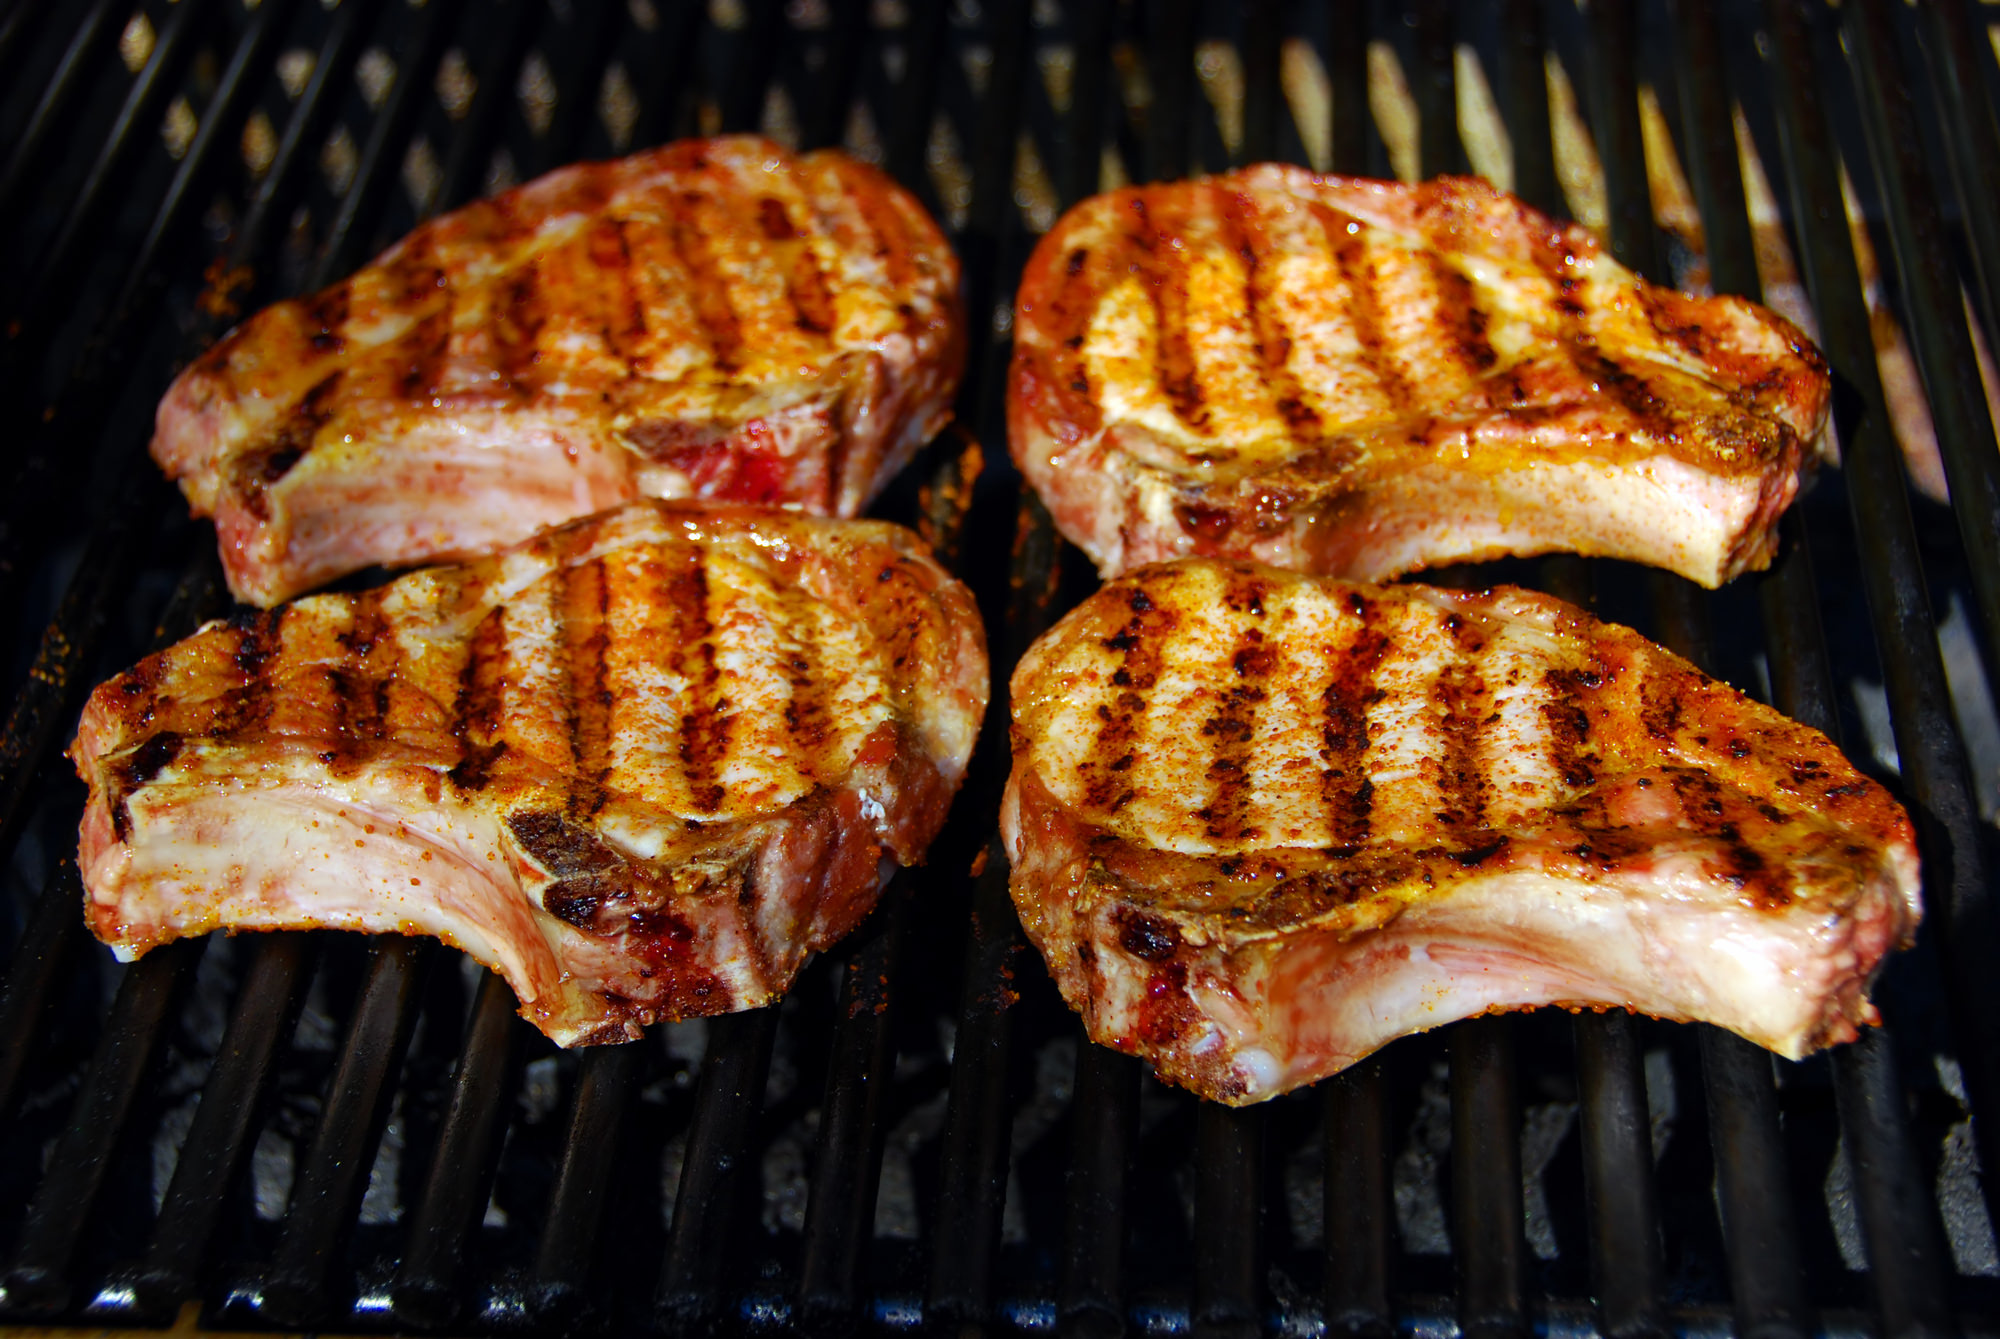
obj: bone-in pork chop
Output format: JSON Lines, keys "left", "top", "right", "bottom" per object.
{"left": 1002, "top": 559, "right": 1918, "bottom": 1103}
{"left": 155, "top": 136, "right": 964, "bottom": 606}
{"left": 1009, "top": 170, "right": 1830, "bottom": 587}
{"left": 72, "top": 502, "right": 988, "bottom": 1045}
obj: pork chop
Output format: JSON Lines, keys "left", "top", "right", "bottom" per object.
{"left": 1009, "top": 170, "right": 1830, "bottom": 587}
{"left": 72, "top": 502, "right": 988, "bottom": 1044}
{"left": 155, "top": 136, "right": 964, "bottom": 606}
{"left": 1001, "top": 559, "right": 1918, "bottom": 1103}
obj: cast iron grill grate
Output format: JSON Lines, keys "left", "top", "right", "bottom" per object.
{"left": 0, "top": 1, "right": 1998, "bottom": 1335}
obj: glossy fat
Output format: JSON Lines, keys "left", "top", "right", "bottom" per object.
{"left": 72, "top": 502, "right": 989, "bottom": 1046}
{"left": 1010, "top": 170, "right": 1831, "bottom": 587}
{"left": 155, "top": 136, "right": 965, "bottom": 606}
{"left": 1002, "top": 560, "right": 1919, "bottom": 1104}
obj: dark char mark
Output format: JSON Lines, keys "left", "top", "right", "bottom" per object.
{"left": 1084, "top": 584, "right": 1179, "bottom": 813}
{"left": 109, "top": 731, "right": 185, "bottom": 842}
{"left": 1431, "top": 656, "right": 1488, "bottom": 829}
{"left": 448, "top": 606, "right": 510, "bottom": 791}
{"left": 561, "top": 556, "right": 616, "bottom": 816}
{"left": 1320, "top": 590, "right": 1389, "bottom": 845}
{"left": 1197, "top": 578, "right": 1276, "bottom": 843}
{"left": 670, "top": 545, "right": 729, "bottom": 814}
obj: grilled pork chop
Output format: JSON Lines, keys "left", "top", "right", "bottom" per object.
{"left": 1009, "top": 170, "right": 1830, "bottom": 588}
{"left": 155, "top": 136, "right": 964, "bottom": 607}
{"left": 72, "top": 503, "right": 987, "bottom": 1044}
{"left": 1002, "top": 560, "right": 1918, "bottom": 1104}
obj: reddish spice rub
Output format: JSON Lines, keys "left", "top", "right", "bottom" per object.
{"left": 71, "top": 502, "right": 989, "bottom": 1047}
{"left": 1002, "top": 559, "right": 1919, "bottom": 1105}
{"left": 1009, "top": 170, "right": 1831, "bottom": 589}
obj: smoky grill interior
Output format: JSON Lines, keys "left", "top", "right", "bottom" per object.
{"left": 2, "top": 0, "right": 2000, "bottom": 1334}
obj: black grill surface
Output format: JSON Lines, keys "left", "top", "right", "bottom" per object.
{"left": 2, "top": 1, "right": 1999, "bottom": 1335}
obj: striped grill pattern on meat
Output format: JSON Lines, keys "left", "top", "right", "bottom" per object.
{"left": 1002, "top": 560, "right": 1918, "bottom": 1103}
{"left": 1009, "top": 170, "right": 1831, "bottom": 587}
{"left": 71, "top": 503, "right": 988, "bottom": 1045}
{"left": 154, "top": 136, "right": 965, "bottom": 606}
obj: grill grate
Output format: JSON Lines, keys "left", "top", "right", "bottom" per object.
{"left": 2, "top": 1, "right": 2000, "bottom": 1334}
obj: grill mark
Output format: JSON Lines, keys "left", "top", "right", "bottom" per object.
{"left": 211, "top": 610, "right": 283, "bottom": 743}
{"left": 237, "top": 371, "right": 344, "bottom": 515}
{"left": 668, "top": 546, "right": 728, "bottom": 813}
{"left": 1573, "top": 347, "right": 1681, "bottom": 443}
{"left": 1196, "top": 614, "right": 1274, "bottom": 845}
{"left": 1315, "top": 210, "right": 1411, "bottom": 413}
{"left": 1320, "top": 590, "right": 1389, "bottom": 844}
{"left": 1431, "top": 657, "right": 1488, "bottom": 830}
{"left": 300, "top": 286, "right": 350, "bottom": 353}
{"left": 448, "top": 605, "right": 510, "bottom": 789}
{"left": 777, "top": 586, "right": 840, "bottom": 785}
{"left": 327, "top": 599, "right": 395, "bottom": 775}
{"left": 493, "top": 262, "right": 547, "bottom": 387}
{"left": 1083, "top": 585, "right": 1178, "bottom": 813}
{"left": 561, "top": 556, "right": 616, "bottom": 815}
{"left": 667, "top": 191, "right": 742, "bottom": 372}
{"left": 591, "top": 215, "right": 647, "bottom": 367}
{"left": 1429, "top": 257, "right": 1498, "bottom": 377}
{"left": 108, "top": 729, "right": 185, "bottom": 842}
{"left": 1150, "top": 279, "right": 1207, "bottom": 430}
{"left": 1541, "top": 668, "right": 1596, "bottom": 789}
{"left": 840, "top": 168, "right": 920, "bottom": 311}
{"left": 1222, "top": 196, "right": 1320, "bottom": 441}
{"left": 396, "top": 307, "right": 453, "bottom": 400}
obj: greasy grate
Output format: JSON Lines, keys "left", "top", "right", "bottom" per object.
{"left": 1, "top": 1, "right": 2000, "bottom": 1334}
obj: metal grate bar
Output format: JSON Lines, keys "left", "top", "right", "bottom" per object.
{"left": 0, "top": 866, "right": 88, "bottom": 1123}
{"left": 387, "top": 968, "right": 520, "bottom": 1330}
{"left": 6, "top": 0, "right": 217, "bottom": 372}
{"left": 957, "top": 0, "right": 1033, "bottom": 422}
{"left": 1060, "top": 0, "right": 1113, "bottom": 212}
{"left": 0, "top": 0, "right": 125, "bottom": 246}
{"left": 0, "top": 937, "right": 204, "bottom": 1313}
{"left": 0, "top": 0, "right": 47, "bottom": 94}
{"left": 251, "top": 936, "right": 433, "bottom": 1326}
{"left": 1413, "top": 0, "right": 1457, "bottom": 178}
{"left": 432, "top": 0, "right": 540, "bottom": 219}
{"left": 1762, "top": 0, "right": 1979, "bottom": 1324}
{"left": 1452, "top": 1016, "right": 1525, "bottom": 1339}
{"left": 235, "top": 0, "right": 382, "bottom": 277}
{"left": 1572, "top": 17, "right": 1674, "bottom": 1339}
{"left": 525, "top": 1041, "right": 641, "bottom": 1328}
{"left": 1832, "top": 1033, "right": 1961, "bottom": 1339}
{"left": 885, "top": 0, "right": 948, "bottom": 194}
{"left": 657, "top": 1007, "right": 780, "bottom": 1329}
{"left": 1328, "top": 0, "right": 1366, "bottom": 176}
{"left": 925, "top": 849, "right": 1030, "bottom": 1328}
{"left": 798, "top": 887, "right": 909, "bottom": 1328}
{"left": 1323, "top": 1061, "right": 1391, "bottom": 1339}
{"left": 117, "top": 932, "right": 314, "bottom": 1322}
{"left": 1920, "top": 0, "right": 2000, "bottom": 351}
{"left": 627, "top": 0, "right": 707, "bottom": 154}
{"left": 1503, "top": 0, "right": 1558, "bottom": 218}
{"left": 1844, "top": 0, "right": 2000, "bottom": 778}
{"left": 516, "top": 0, "right": 623, "bottom": 182}
{"left": 1193, "top": 1104, "right": 1263, "bottom": 1339}
{"left": 720, "top": 0, "right": 784, "bottom": 137}
{"left": 1060, "top": 1045, "right": 1136, "bottom": 1339}
{"left": 801, "top": 0, "right": 865, "bottom": 154}
{"left": 311, "top": 0, "right": 463, "bottom": 286}
{"left": 93, "top": 0, "right": 294, "bottom": 391}
{"left": 1145, "top": 0, "right": 1197, "bottom": 184}
{"left": 1666, "top": 8, "right": 1813, "bottom": 1339}
{"left": 1240, "top": 0, "right": 1283, "bottom": 166}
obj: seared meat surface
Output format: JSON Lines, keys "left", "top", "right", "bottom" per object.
{"left": 1002, "top": 559, "right": 1918, "bottom": 1104}
{"left": 72, "top": 503, "right": 987, "bottom": 1045}
{"left": 1010, "top": 171, "right": 1830, "bottom": 588}
{"left": 156, "top": 136, "right": 964, "bottom": 606}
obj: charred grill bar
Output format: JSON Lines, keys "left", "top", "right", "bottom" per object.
{"left": 1, "top": 1, "right": 1998, "bottom": 1334}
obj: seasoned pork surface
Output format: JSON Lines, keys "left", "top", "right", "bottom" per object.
{"left": 156, "top": 136, "right": 964, "bottom": 606}
{"left": 73, "top": 503, "right": 988, "bottom": 1045}
{"left": 1002, "top": 559, "right": 1918, "bottom": 1104}
{"left": 1009, "top": 171, "right": 1830, "bottom": 588}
